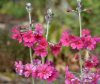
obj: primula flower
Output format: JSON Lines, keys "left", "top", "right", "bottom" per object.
{"left": 38, "top": 37, "right": 48, "bottom": 47}
{"left": 24, "top": 64, "right": 36, "bottom": 78}
{"left": 50, "top": 43, "right": 61, "bottom": 56}
{"left": 22, "top": 30, "right": 35, "bottom": 47}
{"left": 37, "top": 64, "right": 54, "bottom": 79}
{"left": 11, "top": 26, "right": 22, "bottom": 43}
{"left": 70, "top": 37, "right": 83, "bottom": 50}
{"left": 60, "top": 31, "right": 70, "bottom": 46}
{"left": 15, "top": 61, "right": 24, "bottom": 75}
{"left": 65, "top": 66, "right": 80, "bottom": 84}
{"left": 47, "top": 69, "right": 59, "bottom": 82}
{"left": 82, "top": 29, "right": 91, "bottom": 36}
{"left": 82, "top": 36, "right": 96, "bottom": 50}
{"left": 34, "top": 45, "right": 48, "bottom": 57}
{"left": 34, "top": 23, "right": 44, "bottom": 35}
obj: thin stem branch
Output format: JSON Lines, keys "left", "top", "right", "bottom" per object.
{"left": 27, "top": 6, "right": 35, "bottom": 84}
{"left": 46, "top": 21, "right": 50, "bottom": 40}
{"left": 77, "top": 1, "right": 83, "bottom": 82}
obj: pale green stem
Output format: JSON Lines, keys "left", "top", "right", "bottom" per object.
{"left": 42, "top": 21, "right": 50, "bottom": 64}
{"left": 28, "top": 11, "right": 35, "bottom": 84}
{"left": 77, "top": 1, "right": 83, "bottom": 81}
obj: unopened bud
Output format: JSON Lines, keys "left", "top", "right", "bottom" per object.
{"left": 26, "top": 3, "right": 32, "bottom": 12}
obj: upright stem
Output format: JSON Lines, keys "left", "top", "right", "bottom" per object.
{"left": 77, "top": 1, "right": 83, "bottom": 81}
{"left": 28, "top": 8, "right": 35, "bottom": 84}
{"left": 46, "top": 21, "right": 50, "bottom": 40}
{"left": 42, "top": 21, "right": 50, "bottom": 64}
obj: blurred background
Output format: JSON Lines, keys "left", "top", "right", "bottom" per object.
{"left": 0, "top": 0, "right": 100, "bottom": 83}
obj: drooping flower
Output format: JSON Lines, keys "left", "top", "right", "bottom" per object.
{"left": 15, "top": 61, "right": 24, "bottom": 75}
{"left": 11, "top": 26, "right": 22, "bottom": 43}
{"left": 50, "top": 43, "right": 61, "bottom": 56}
{"left": 22, "top": 30, "right": 35, "bottom": 47}
{"left": 34, "top": 45, "right": 48, "bottom": 57}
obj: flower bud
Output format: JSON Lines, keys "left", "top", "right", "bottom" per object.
{"left": 26, "top": 3, "right": 32, "bottom": 12}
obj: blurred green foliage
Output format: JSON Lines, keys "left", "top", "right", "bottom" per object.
{"left": 0, "top": 0, "right": 100, "bottom": 71}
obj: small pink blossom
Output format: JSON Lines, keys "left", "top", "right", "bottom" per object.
{"left": 70, "top": 37, "right": 83, "bottom": 50}
{"left": 38, "top": 37, "right": 48, "bottom": 47}
{"left": 15, "top": 61, "right": 23, "bottom": 75}
{"left": 60, "top": 31, "right": 70, "bottom": 46}
{"left": 22, "top": 30, "right": 35, "bottom": 47}
{"left": 11, "top": 26, "right": 22, "bottom": 43}
{"left": 65, "top": 66, "right": 80, "bottom": 84}
{"left": 50, "top": 43, "right": 61, "bottom": 56}
{"left": 24, "top": 64, "right": 36, "bottom": 78}
{"left": 82, "top": 36, "right": 96, "bottom": 50}
{"left": 82, "top": 29, "right": 91, "bottom": 36}
{"left": 37, "top": 64, "right": 53, "bottom": 79}
{"left": 34, "top": 23, "right": 44, "bottom": 35}
{"left": 47, "top": 69, "right": 59, "bottom": 82}
{"left": 34, "top": 45, "right": 48, "bottom": 57}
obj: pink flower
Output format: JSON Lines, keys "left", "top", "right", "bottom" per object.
{"left": 11, "top": 26, "right": 22, "bottom": 43}
{"left": 24, "top": 64, "right": 36, "bottom": 78}
{"left": 84, "top": 60, "right": 94, "bottom": 68}
{"left": 15, "top": 61, "right": 23, "bottom": 75}
{"left": 37, "top": 64, "right": 54, "bottom": 79}
{"left": 22, "top": 30, "right": 35, "bottom": 47}
{"left": 34, "top": 45, "right": 48, "bottom": 57}
{"left": 91, "top": 56, "right": 99, "bottom": 66}
{"left": 60, "top": 31, "right": 70, "bottom": 46}
{"left": 38, "top": 37, "right": 48, "bottom": 47}
{"left": 93, "top": 36, "right": 100, "bottom": 43}
{"left": 70, "top": 37, "right": 83, "bottom": 50}
{"left": 82, "top": 29, "right": 91, "bottom": 36}
{"left": 47, "top": 69, "right": 58, "bottom": 82}
{"left": 82, "top": 36, "right": 96, "bottom": 50}
{"left": 34, "top": 23, "right": 44, "bottom": 35}
{"left": 65, "top": 66, "right": 80, "bottom": 84}
{"left": 50, "top": 43, "right": 61, "bottom": 56}
{"left": 34, "top": 34, "right": 43, "bottom": 42}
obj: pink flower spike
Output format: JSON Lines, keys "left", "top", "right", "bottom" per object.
{"left": 34, "top": 45, "right": 48, "bottom": 57}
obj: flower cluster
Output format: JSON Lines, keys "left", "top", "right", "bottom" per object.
{"left": 65, "top": 66, "right": 100, "bottom": 84}
{"left": 11, "top": 23, "right": 62, "bottom": 57}
{"left": 60, "top": 29, "right": 100, "bottom": 50}
{"left": 15, "top": 60, "right": 58, "bottom": 82}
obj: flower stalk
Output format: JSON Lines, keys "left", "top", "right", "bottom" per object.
{"left": 26, "top": 3, "right": 34, "bottom": 84}
{"left": 77, "top": 0, "right": 83, "bottom": 81}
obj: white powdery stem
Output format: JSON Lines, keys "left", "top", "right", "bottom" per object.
{"left": 26, "top": 3, "right": 35, "bottom": 84}
{"left": 77, "top": 1, "right": 83, "bottom": 82}
{"left": 46, "top": 21, "right": 50, "bottom": 40}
